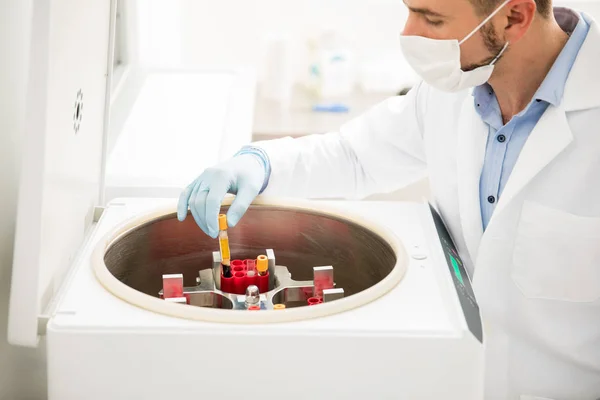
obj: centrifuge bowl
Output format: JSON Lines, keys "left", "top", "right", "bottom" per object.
{"left": 92, "top": 197, "right": 408, "bottom": 323}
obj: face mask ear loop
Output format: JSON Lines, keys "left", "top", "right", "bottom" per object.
{"left": 459, "top": 0, "right": 512, "bottom": 45}
{"left": 490, "top": 41, "right": 510, "bottom": 65}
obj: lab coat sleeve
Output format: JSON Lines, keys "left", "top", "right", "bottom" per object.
{"left": 254, "top": 82, "right": 429, "bottom": 199}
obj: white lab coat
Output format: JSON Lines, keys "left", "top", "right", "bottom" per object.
{"left": 255, "top": 10, "right": 600, "bottom": 400}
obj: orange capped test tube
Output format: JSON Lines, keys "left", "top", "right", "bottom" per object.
{"left": 219, "top": 214, "right": 232, "bottom": 278}
{"left": 257, "top": 255, "right": 269, "bottom": 293}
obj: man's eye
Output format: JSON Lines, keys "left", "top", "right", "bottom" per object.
{"left": 425, "top": 18, "right": 444, "bottom": 26}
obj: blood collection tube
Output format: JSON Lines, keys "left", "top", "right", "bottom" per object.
{"left": 248, "top": 305, "right": 261, "bottom": 311}
{"left": 273, "top": 304, "right": 286, "bottom": 310}
{"left": 257, "top": 255, "right": 269, "bottom": 293}
{"left": 218, "top": 214, "right": 232, "bottom": 279}
{"left": 245, "top": 259, "right": 258, "bottom": 288}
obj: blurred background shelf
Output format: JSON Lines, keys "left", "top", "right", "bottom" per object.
{"left": 252, "top": 84, "right": 398, "bottom": 140}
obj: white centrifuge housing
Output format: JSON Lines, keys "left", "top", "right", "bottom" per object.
{"left": 8, "top": 2, "right": 484, "bottom": 399}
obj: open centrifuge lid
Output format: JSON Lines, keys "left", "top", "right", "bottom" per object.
{"left": 7, "top": 0, "right": 114, "bottom": 347}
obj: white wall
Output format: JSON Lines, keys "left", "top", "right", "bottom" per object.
{"left": 135, "top": 0, "right": 412, "bottom": 87}
{"left": 0, "top": 1, "right": 48, "bottom": 399}
{"left": 134, "top": 0, "right": 600, "bottom": 87}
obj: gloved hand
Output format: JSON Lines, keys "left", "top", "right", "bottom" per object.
{"left": 177, "top": 154, "right": 266, "bottom": 238}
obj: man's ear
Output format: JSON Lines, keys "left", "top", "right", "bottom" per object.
{"left": 503, "top": 0, "right": 536, "bottom": 43}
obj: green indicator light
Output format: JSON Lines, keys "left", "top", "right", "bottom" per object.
{"left": 450, "top": 254, "right": 463, "bottom": 284}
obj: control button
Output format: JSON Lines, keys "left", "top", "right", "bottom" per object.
{"left": 412, "top": 253, "right": 428, "bottom": 260}
{"left": 487, "top": 195, "right": 496, "bottom": 204}
{"left": 497, "top": 134, "right": 506, "bottom": 143}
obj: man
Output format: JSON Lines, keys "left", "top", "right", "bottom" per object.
{"left": 178, "top": 0, "right": 600, "bottom": 398}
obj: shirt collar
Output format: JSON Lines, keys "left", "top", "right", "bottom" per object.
{"left": 533, "top": 8, "right": 587, "bottom": 106}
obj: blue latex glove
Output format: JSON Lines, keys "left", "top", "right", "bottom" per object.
{"left": 177, "top": 154, "right": 266, "bottom": 238}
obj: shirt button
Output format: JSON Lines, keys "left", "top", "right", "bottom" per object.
{"left": 487, "top": 195, "right": 496, "bottom": 204}
{"left": 497, "top": 134, "right": 506, "bottom": 143}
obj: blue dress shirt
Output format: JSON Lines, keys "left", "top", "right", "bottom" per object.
{"left": 476, "top": 9, "right": 589, "bottom": 230}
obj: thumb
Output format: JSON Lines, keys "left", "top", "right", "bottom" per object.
{"left": 226, "top": 185, "right": 259, "bottom": 227}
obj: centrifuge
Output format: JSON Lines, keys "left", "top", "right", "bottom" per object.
{"left": 8, "top": 2, "right": 484, "bottom": 399}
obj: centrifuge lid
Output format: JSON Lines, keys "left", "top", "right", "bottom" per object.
{"left": 8, "top": 1, "right": 113, "bottom": 347}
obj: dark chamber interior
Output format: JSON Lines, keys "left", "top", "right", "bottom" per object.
{"left": 103, "top": 206, "right": 397, "bottom": 299}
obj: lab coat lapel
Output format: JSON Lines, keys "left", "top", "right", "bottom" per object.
{"left": 489, "top": 12, "right": 600, "bottom": 224}
{"left": 490, "top": 106, "right": 573, "bottom": 223}
{"left": 561, "top": 12, "right": 600, "bottom": 113}
{"left": 456, "top": 95, "right": 488, "bottom": 265}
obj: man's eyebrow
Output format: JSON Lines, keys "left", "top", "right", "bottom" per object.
{"left": 402, "top": 1, "right": 446, "bottom": 17}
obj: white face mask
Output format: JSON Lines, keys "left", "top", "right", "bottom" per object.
{"left": 399, "top": 0, "right": 511, "bottom": 92}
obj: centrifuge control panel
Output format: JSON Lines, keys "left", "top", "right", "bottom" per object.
{"left": 429, "top": 205, "right": 483, "bottom": 343}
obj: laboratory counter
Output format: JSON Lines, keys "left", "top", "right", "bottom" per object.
{"left": 252, "top": 84, "right": 401, "bottom": 141}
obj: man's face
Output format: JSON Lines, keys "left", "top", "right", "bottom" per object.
{"left": 402, "top": 0, "right": 506, "bottom": 70}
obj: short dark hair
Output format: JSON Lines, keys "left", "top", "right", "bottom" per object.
{"left": 471, "top": 0, "right": 552, "bottom": 18}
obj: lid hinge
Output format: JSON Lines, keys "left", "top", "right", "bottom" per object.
{"left": 37, "top": 314, "right": 50, "bottom": 336}
{"left": 93, "top": 206, "right": 105, "bottom": 222}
